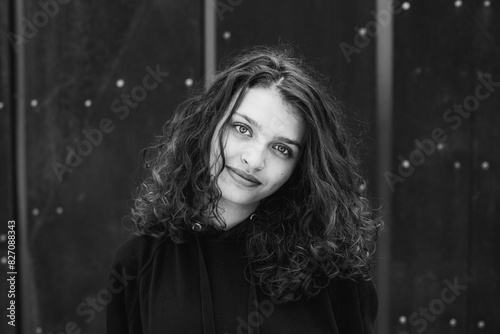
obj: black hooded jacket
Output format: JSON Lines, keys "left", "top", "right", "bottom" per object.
{"left": 106, "top": 215, "right": 378, "bottom": 334}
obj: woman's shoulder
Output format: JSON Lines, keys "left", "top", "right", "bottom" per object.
{"left": 328, "top": 275, "right": 377, "bottom": 303}
{"left": 106, "top": 234, "right": 177, "bottom": 330}
{"left": 328, "top": 275, "right": 377, "bottom": 293}
{"left": 327, "top": 275, "right": 378, "bottom": 327}
{"left": 110, "top": 234, "right": 172, "bottom": 275}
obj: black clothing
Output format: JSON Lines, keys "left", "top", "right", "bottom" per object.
{"left": 106, "top": 217, "right": 378, "bottom": 333}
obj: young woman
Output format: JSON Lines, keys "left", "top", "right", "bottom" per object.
{"left": 106, "top": 47, "right": 381, "bottom": 334}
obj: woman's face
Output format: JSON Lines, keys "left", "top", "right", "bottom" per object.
{"left": 210, "top": 87, "right": 305, "bottom": 210}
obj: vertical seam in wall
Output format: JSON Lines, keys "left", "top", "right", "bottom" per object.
{"left": 375, "top": 0, "right": 393, "bottom": 333}
{"left": 204, "top": 0, "right": 216, "bottom": 89}
{"left": 14, "top": 0, "right": 33, "bottom": 332}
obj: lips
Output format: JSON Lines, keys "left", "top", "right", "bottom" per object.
{"left": 227, "top": 167, "right": 262, "bottom": 186}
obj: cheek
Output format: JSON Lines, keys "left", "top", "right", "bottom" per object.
{"left": 268, "top": 161, "right": 297, "bottom": 188}
{"left": 220, "top": 132, "right": 240, "bottom": 160}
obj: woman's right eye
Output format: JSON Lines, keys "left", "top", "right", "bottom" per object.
{"left": 234, "top": 124, "right": 251, "bottom": 136}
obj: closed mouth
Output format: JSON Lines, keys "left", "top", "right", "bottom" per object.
{"left": 227, "top": 167, "right": 262, "bottom": 185}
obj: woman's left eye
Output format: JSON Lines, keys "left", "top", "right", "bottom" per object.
{"left": 274, "top": 145, "right": 291, "bottom": 156}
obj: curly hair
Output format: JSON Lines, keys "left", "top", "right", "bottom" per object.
{"left": 130, "top": 46, "right": 381, "bottom": 303}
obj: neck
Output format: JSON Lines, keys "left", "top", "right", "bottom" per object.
{"left": 215, "top": 199, "right": 259, "bottom": 230}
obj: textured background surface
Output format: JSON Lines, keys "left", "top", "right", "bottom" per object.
{"left": 390, "top": 1, "right": 500, "bottom": 333}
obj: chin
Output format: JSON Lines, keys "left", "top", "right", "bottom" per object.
{"left": 220, "top": 190, "right": 261, "bottom": 207}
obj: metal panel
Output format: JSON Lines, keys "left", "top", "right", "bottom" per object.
{"left": 468, "top": 1, "right": 500, "bottom": 332}
{"left": 390, "top": 1, "right": 474, "bottom": 333}
{"left": 20, "top": 0, "right": 203, "bottom": 332}
{"left": 1, "top": 0, "right": 18, "bottom": 333}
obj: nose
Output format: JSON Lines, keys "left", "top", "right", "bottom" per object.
{"left": 241, "top": 145, "right": 266, "bottom": 171}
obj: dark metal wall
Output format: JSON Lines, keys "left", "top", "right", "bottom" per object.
{"left": 389, "top": 1, "right": 500, "bottom": 333}
{"left": 1, "top": 0, "right": 16, "bottom": 333}
{"left": 2, "top": 0, "right": 203, "bottom": 332}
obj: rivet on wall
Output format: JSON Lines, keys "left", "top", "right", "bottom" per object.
{"left": 30, "top": 99, "right": 38, "bottom": 107}
{"left": 56, "top": 207, "right": 64, "bottom": 215}
{"left": 449, "top": 318, "right": 457, "bottom": 327}
{"left": 223, "top": 31, "right": 231, "bottom": 40}
{"left": 477, "top": 320, "right": 486, "bottom": 329}
{"left": 116, "top": 79, "right": 125, "bottom": 88}
{"left": 1, "top": 257, "right": 7, "bottom": 265}
{"left": 483, "top": 0, "right": 491, "bottom": 7}
{"left": 32, "top": 208, "right": 40, "bottom": 216}
{"left": 84, "top": 99, "right": 92, "bottom": 108}
{"left": 36, "top": 327, "right": 43, "bottom": 334}
{"left": 454, "top": 0, "right": 462, "bottom": 8}
{"left": 358, "top": 27, "right": 367, "bottom": 37}
{"left": 0, "top": 101, "right": 4, "bottom": 109}
{"left": 481, "top": 161, "right": 489, "bottom": 170}
{"left": 402, "top": 2, "right": 411, "bottom": 10}
{"left": 401, "top": 160, "right": 411, "bottom": 169}
{"left": 413, "top": 67, "right": 422, "bottom": 75}
{"left": 398, "top": 315, "right": 407, "bottom": 324}
{"left": 0, "top": 234, "right": 6, "bottom": 242}
{"left": 185, "top": 78, "right": 194, "bottom": 87}
{"left": 454, "top": 161, "right": 461, "bottom": 169}
{"left": 437, "top": 143, "right": 444, "bottom": 150}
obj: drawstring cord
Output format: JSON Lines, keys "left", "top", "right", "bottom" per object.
{"left": 247, "top": 262, "right": 261, "bottom": 334}
{"left": 195, "top": 236, "right": 216, "bottom": 334}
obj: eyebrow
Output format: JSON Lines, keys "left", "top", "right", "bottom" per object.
{"left": 234, "top": 113, "right": 302, "bottom": 150}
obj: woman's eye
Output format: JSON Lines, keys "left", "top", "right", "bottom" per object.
{"left": 235, "top": 124, "right": 251, "bottom": 136}
{"left": 275, "top": 145, "right": 291, "bottom": 156}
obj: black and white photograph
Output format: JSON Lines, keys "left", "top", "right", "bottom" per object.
{"left": 1, "top": 0, "right": 499, "bottom": 333}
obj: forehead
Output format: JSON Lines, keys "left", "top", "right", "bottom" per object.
{"left": 233, "top": 87, "right": 304, "bottom": 142}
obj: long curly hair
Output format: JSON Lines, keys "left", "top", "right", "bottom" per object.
{"left": 131, "top": 46, "right": 381, "bottom": 303}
